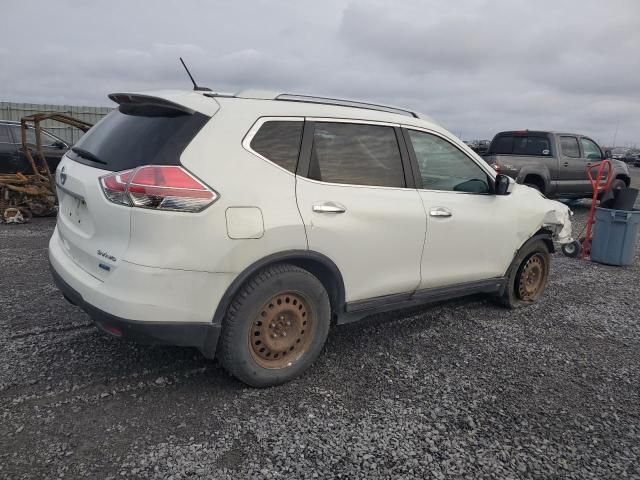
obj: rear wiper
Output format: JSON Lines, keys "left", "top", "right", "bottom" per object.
{"left": 71, "top": 147, "right": 107, "bottom": 165}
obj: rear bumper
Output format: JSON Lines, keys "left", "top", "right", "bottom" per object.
{"left": 48, "top": 227, "right": 234, "bottom": 358}
{"left": 50, "top": 262, "right": 221, "bottom": 358}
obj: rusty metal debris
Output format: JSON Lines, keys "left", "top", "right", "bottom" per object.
{"left": 0, "top": 113, "right": 93, "bottom": 223}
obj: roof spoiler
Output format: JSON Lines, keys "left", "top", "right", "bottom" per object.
{"left": 108, "top": 93, "right": 196, "bottom": 116}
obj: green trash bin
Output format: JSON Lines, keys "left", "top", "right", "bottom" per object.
{"left": 590, "top": 208, "right": 640, "bottom": 266}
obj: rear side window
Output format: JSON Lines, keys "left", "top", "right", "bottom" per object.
{"left": 490, "top": 135, "right": 550, "bottom": 155}
{"left": 309, "top": 122, "right": 405, "bottom": 187}
{"left": 68, "top": 108, "right": 209, "bottom": 171}
{"left": 560, "top": 136, "right": 580, "bottom": 158}
{"left": 0, "top": 125, "right": 12, "bottom": 143}
{"left": 249, "top": 121, "right": 303, "bottom": 173}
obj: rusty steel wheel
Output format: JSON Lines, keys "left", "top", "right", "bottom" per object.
{"left": 249, "top": 291, "right": 314, "bottom": 369}
{"left": 517, "top": 253, "right": 548, "bottom": 302}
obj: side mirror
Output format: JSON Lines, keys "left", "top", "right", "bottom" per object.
{"left": 604, "top": 149, "right": 611, "bottom": 159}
{"left": 495, "top": 174, "right": 514, "bottom": 195}
{"left": 52, "top": 141, "right": 68, "bottom": 149}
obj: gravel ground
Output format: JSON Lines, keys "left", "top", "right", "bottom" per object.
{"left": 1, "top": 171, "right": 639, "bottom": 479}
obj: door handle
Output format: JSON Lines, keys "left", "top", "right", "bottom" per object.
{"left": 563, "top": 161, "right": 569, "bottom": 167}
{"left": 312, "top": 202, "right": 346, "bottom": 214}
{"left": 429, "top": 207, "right": 452, "bottom": 218}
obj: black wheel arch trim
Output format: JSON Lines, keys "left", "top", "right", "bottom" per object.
{"left": 504, "top": 231, "right": 555, "bottom": 281}
{"left": 212, "top": 250, "right": 346, "bottom": 326}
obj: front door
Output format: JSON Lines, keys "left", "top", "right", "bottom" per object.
{"left": 579, "top": 137, "right": 606, "bottom": 195}
{"left": 403, "top": 128, "right": 519, "bottom": 288}
{"left": 295, "top": 120, "right": 426, "bottom": 303}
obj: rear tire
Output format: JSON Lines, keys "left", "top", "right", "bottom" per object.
{"left": 219, "top": 263, "right": 331, "bottom": 387}
{"left": 496, "top": 239, "right": 550, "bottom": 309}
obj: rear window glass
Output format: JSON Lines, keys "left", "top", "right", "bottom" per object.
{"left": 250, "top": 121, "right": 303, "bottom": 173}
{"left": 67, "top": 109, "right": 209, "bottom": 171}
{"left": 490, "top": 135, "right": 550, "bottom": 156}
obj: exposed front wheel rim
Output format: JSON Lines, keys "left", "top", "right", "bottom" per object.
{"left": 517, "top": 253, "right": 548, "bottom": 302}
{"left": 249, "top": 292, "right": 314, "bottom": 369}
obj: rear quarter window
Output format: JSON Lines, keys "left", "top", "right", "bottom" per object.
{"left": 249, "top": 120, "right": 303, "bottom": 173}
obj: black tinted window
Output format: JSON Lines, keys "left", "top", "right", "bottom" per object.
{"left": 490, "top": 135, "right": 550, "bottom": 155}
{"left": 560, "top": 136, "right": 580, "bottom": 158}
{"left": 0, "top": 125, "right": 12, "bottom": 143}
{"left": 250, "top": 121, "right": 303, "bottom": 173}
{"left": 68, "top": 109, "right": 209, "bottom": 171}
{"left": 408, "top": 130, "right": 490, "bottom": 193}
{"left": 310, "top": 123, "right": 404, "bottom": 187}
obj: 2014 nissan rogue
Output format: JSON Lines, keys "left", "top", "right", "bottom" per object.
{"left": 49, "top": 90, "right": 574, "bottom": 386}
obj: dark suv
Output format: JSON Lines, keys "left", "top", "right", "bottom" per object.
{"left": 0, "top": 120, "right": 69, "bottom": 174}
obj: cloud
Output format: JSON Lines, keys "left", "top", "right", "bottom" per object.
{"left": 2, "top": 0, "right": 639, "bottom": 146}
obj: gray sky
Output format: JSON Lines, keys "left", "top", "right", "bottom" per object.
{"left": 2, "top": 0, "right": 640, "bottom": 146}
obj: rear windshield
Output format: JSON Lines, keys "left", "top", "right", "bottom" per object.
{"left": 67, "top": 108, "right": 209, "bottom": 171}
{"left": 489, "top": 135, "right": 551, "bottom": 156}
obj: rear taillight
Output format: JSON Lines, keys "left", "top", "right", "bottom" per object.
{"left": 99, "top": 166, "right": 217, "bottom": 212}
{"left": 491, "top": 163, "right": 501, "bottom": 174}
{"left": 100, "top": 169, "right": 133, "bottom": 205}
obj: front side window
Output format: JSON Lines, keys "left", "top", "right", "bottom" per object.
{"left": 560, "top": 136, "right": 580, "bottom": 158}
{"left": 408, "top": 129, "right": 490, "bottom": 193}
{"left": 9, "top": 125, "right": 61, "bottom": 147}
{"left": 249, "top": 120, "right": 303, "bottom": 173}
{"left": 309, "top": 122, "right": 405, "bottom": 187}
{"left": 580, "top": 138, "right": 602, "bottom": 160}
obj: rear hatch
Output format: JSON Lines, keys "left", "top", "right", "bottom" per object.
{"left": 55, "top": 94, "right": 211, "bottom": 280}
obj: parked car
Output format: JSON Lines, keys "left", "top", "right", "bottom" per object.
{"left": 0, "top": 120, "right": 69, "bottom": 174}
{"left": 483, "top": 130, "right": 631, "bottom": 198}
{"left": 476, "top": 139, "right": 491, "bottom": 155}
{"left": 610, "top": 147, "right": 639, "bottom": 163}
{"left": 49, "top": 90, "right": 573, "bottom": 387}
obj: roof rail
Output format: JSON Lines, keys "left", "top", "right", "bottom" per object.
{"left": 275, "top": 93, "right": 419, "bottom": 118}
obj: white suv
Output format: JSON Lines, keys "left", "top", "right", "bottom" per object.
{"left": 49, "top": 89, "right": 573, "bottom": 386}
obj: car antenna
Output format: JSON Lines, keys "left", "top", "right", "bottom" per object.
{"left": 179, "top": 57, "right": 212, "bottom": 92}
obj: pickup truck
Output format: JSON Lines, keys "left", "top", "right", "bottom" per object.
{"left": 483, "top": 131, "right": 631, "bottom": 198}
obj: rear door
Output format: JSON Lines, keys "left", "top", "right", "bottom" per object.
{"left": 557, "top": 135, "right": 584, "bottom": 194}
{"left": 295, "top": 120, "right": 426, "bottom": 303}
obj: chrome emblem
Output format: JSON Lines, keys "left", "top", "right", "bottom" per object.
{"left": 60, "top": 166, "right": 67, "bottom": 185}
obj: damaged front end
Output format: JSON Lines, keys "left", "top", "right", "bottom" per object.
{"left": 541, "top": 203, "right": 574, "bottom": 246}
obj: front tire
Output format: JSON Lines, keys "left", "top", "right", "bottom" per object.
{"left": 219, "top": 264, "right": 331, "bottom": 387}
{"left": 497, "top": 239, "right": 550, "bottom": 309}
{"left": 610, "top": 178, "right": 626, "bottom": 192}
